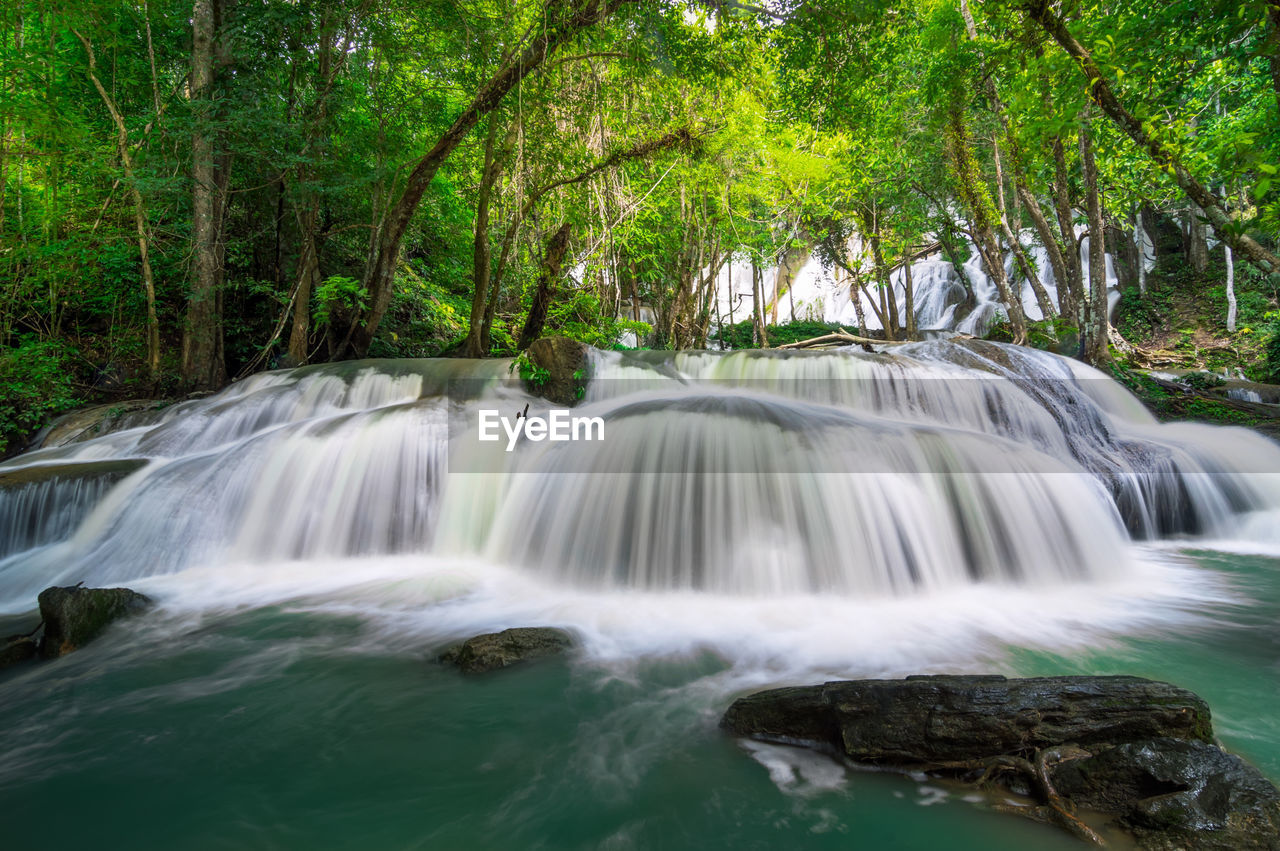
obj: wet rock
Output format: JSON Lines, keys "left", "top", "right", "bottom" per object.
{"left": 0, "top": 634, "right": 38, "bottom": 670}
{"left": 721, "top": 676, "right": 1277, "bottom": 849}
{"left": 439, "top": 627, "right": 573, "bottom": 673}
{"left": 1053, "top": 738, "right": 1280, "bottom": 850}
{"left": 37, "top": 585, "right": 152, "bottom": 659}
{"left": 524, "top": 337, "right": 591, "bottom": 407}
{"left": 36, "top": 400, "right": 171, "bottom": 449}
{"left": 721, "top": 675, "right": 1212, "bottom": 764}
{"left": 0, "top": 458, "right": 148, "bottom": 490}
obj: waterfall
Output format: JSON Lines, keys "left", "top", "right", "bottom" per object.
{"left": 709, "top": 232, "right": 1118, "bottom": 337}
{"left": 1, "top": 342, "right": 1278, "bottom": 612}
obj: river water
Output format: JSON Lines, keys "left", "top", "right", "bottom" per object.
{"left": 1, "top": 341, "right": 1278, "bottom": 849}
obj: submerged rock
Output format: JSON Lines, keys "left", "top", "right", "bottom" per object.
{"left": 37, "top": 585, "right": 152, "bottom": 659}
{"left": 438, "top": 627, "right": 573, "bottom": 673}
{"left": 0, "top": 634, "right": 38, "bottom": 670}
{"left": 722, "top": 676, "right": 1275, "bottom": 849}
{"left": 524, "top": 337, "right": 590, "bottom": 407}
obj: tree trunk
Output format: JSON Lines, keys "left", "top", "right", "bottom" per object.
{"left": 1079, "top": 113, "right": 1110, "bottom": 366}
{"left": 946, "top": 110, "right": 1026, "bottom": 343}
{"left": 1050, "top": 136, "right": 1082, "bottom": 322}
{"left": 1018, "top": 182, "right": 1070, "bottom": 318}
{"left": 517, "top": 222, "right": 573, "bottom": 350}
{"left": 1135, "top": 208, "right": 1148, "bottom": 294}
{"left": 478, "top": 127, "right": 689, "bottom": 353}
{"left": 868, "top": 228, "right": 899, "bottom": 340}
{"left": 1186, "top": 206, "right": 1209, "bottom": 273}
{"left": 902, "top": 255, "right": 916, "bottom": 339}
{"left": 769, "top": 240, "right": 811, "bottom": 324}
{"left": 1026, "top": 0, "right": 1280, "bottom": 276}
{"left": 1226, "top": 244, "right": 1237, "bottom": 333}
{"left": 287, "top": 205, "right": 320, "bottom": 364}
{"left": 464, "top": 117, "right": 506, "bottom": 357}
{"left": 348, "top": 0, "right": 640, "bottom": 358}
{"left": 74, "top": 31, "right": 162, "bottom": 382}
{"left": 184, "top": 0, "right": 226, "bottom": 389}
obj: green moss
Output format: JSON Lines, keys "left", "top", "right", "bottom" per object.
{"left": 1111, "top": 367, "right": 1273, "bottom": 430}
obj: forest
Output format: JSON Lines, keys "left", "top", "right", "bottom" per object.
{"left": 3, "top": 0, "right": 1280, "bottom": 452}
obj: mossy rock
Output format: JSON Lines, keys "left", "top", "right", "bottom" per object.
{"left": 524, "top": 337, "right": 591, "bottom": 407}
{"left": 37, "top": 585, "right": 152, "bottom": 659}
{"left": 438, "top": 627, "right": 573, "bottom": 674}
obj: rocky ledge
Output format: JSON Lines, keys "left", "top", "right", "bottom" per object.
{"left": 438, "top": 627, "right": 574, "bottom": 674}
{"left": 721, "top": 675, "right": 1280, "bottom": 849}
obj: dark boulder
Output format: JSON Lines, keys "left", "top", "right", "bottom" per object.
{"left": 0, "top": 634, "right": 38, "bottom": 670}
{"left": 524, "top": 337, "right": 591, "bottom": 407}
{"left": 439, "top": 627, "right": 573, "bottom": 674}
{"left": 722, "top": 676, "right": 1276, "bottom": 849}
{"left": 37, "top": 585, "right": 152, "bottom": 659}
{"left": 1053, "top": 738, "right": 1280, "bottom": 850}
{"left": 721, "top": 675, "right": 1212, "bottom": 765}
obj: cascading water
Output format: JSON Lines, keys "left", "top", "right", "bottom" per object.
{"left": 710, "top": 233, "right": 1121, "bottom": 336}
{"left": 1, "top": 340, "right": 1277, "bottom": 615}
{"left": 4, "top": 341, "right": 1279, "bottom": 851}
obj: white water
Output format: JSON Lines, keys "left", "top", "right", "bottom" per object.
{"left": 1, "top": 342, "right": 1277, "bottom": 674}
{"left": 708, "top": 234, "right": 1118, "bottom": 336}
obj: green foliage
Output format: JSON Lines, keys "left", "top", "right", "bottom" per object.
{"left": 511, "top": 352, "right": 550, "bottom": 388}
{"left": 1180, "top": 371, "right": 1226, "bottom": 390}
{"left": 1264, "top": 313, "right": 1280, "bottom": 384}
{"left": 0, "top": 339, "right": 79, "bottom": 455}
{"left": 1112, "top": 367, "right": 1270, "bottom": 431}
{"left": 538, "top": 289, "right": 651, "bottom": 352}
{"left": 312, "top": 276, "right": 368, "bottom": 329}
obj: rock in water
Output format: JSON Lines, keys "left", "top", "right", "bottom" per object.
{"left": 0, "top": 635, "right": 38, "bottom": 670}
{"left": 1053, "top": 738, "right": 1280, "bottom": 850}
{"left": 439, "top": 627, "right": 573, "bottom": 673}
{"left": 721, "top": 676, "right": 1280, "bottom": 850}
{"left": 524, "top": 337, "right": 590, "bottom": 407}
{"left": 37, "top": 585, "right": 152, "bottom": 659}
{"left": 721, "top": 675, "right": 1213, "bottom": 763}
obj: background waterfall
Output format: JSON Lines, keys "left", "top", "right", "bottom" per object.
{"left": 0, "top": 341, "right": 1277, "bottom": 612}
{"left": 706, "top": 234, "right": 1124, "bottom": 337}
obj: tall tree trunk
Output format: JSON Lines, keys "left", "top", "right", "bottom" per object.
{"left": 1079, "top": 112, "right": 1110, "bottom": 366}
{"left": 287, "top": 204, "right": 320, "bottom": 364}
{"left": 184, "top": 0, "right": 226, "bottom": 389}
{"left": 517, "top": 222, "right": 572, "bottom": 350}
{"left": 1025, "top": 0, "right": 1280, "bottom": 275}
{"left": 348, "top": 0, "right": 640, "bottom": 358}
{"left": 769, "top": 240, "right": 811, "bottom": 324}
{"left": 1186, "top": 206, "right": 1209, "bottom": 273}
{"left": 946, "top": 110, "right": 1027, "bottom": 343}
{"left": 74, "top": 31, "right": 160, "bottom": 381}
{"left": 1017, "top": 181, "right": 1070, "bottom": 317}
{"left": 1226, "top": 244, "right": 1237, "bottom": 332}
{"left": 867, "top": 226, "right": 899, "bottom": 340}
{"left": 902, "top": 255, "right": 916, "bottom": 339}
{"left": 465, "top": 117, "right": 506, "bottom": 357}
{"left": 751, "top": 261, "right": 770, "bottom": 347}
{"left": 1050, "top": 136, "right": 1082, "bottom": 322}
